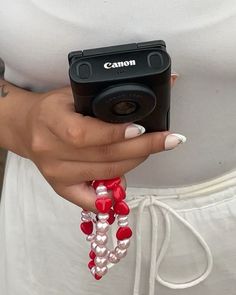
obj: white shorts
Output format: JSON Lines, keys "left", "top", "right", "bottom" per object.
{"left": 0, "top": 152, "right": 236, "bottom": 295}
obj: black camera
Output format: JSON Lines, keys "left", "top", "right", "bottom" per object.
{"left": 68, "top": 40, "right": 171, "bottom": 132}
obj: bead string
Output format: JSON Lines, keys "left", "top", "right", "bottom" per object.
{"left": 80, "top": 177, "right": 132, "bottom": 280}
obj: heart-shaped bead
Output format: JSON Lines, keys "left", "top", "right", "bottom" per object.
{"left": 113, "top": 185, "right": 126, "bottom": 202}
{"left": 107, "top": 209, "right": 115, "bottom": 225}
{"left": 95, "top": 274, "right": 102, "bottom": 280}
{"left": 95, "top": 197, "right": 112, "bottom": 213}
{"left": 89, "top": 250, "right": 96, "bottom": 260}
{"left": 116, "top": 226, "right": 132, "bottom": 240}
{"left": 88, "top": 260, "right": 95, "bottom": 269}
{"left": 105, "top": 177, "right": 121, "bottom": 189}
{"left": 114, "top": 201, "right": 130, "bottom": 215}
{"left": 80, "top": 221, "right": 93, "bottom": 235}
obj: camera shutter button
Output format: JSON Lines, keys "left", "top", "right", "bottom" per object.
{"left": 77, "top": 63, "right": 91, "bottom": 79}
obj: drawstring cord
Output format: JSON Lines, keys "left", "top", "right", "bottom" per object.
{"left": 112, "top": 196, "right": 213, "bottom": 295}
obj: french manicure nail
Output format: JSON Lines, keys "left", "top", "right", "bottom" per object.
{"left": 165, "top": 133, "right": 187, "bottom": 150}
{"left": 125, "top": 124, "right": 146, "bottom": 139}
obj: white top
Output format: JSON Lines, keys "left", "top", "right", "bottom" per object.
{"left": 0, "top": 0, "right": 236, "bottom": 187}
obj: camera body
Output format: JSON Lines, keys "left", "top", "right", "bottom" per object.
{"left": 68, "top": 40, "right": 171, "bottom": 132}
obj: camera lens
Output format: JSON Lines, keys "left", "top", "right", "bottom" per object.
{"left": 113, "top": 101, "right": 138, "bottom": 115}
{"left": 93, "top": 83, "right": 156, "bottom": 123}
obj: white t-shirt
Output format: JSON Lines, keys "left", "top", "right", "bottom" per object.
{"left": 0, "top": 0, "right": 236, "bottom": 187}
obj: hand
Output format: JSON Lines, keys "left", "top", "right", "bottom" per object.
{"left": 8, "top": 74, "right": 183, "bottom": 212}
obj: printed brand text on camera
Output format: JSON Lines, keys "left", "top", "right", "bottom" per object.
{"left": 104, "top": 60, "right": 136, "bottom": 69}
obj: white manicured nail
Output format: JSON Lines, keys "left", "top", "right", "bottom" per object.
{"left": 125, "top": 124, "right": 146, "bottom": 139}
{"left": 171, "top": 72, "right": 180, "bottom": 78}
{"left": 165, "top": 133, "right": 187, "bottom": 150}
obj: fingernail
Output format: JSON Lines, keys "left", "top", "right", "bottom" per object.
{"left": 125, "top": 124, "right": 146, "bottom": 139}
{"left": 165, "top": 133, "right": 187, "bottom": 150}
{"left": 171, "top": 71, "right": 180, "bottom": 78}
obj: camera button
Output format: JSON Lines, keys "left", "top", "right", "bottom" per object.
{"left": 147, "top": 52, "right": 163, "bottom": 69}
{"left": 77, "top": 63, "right": 91, "bottom": 79}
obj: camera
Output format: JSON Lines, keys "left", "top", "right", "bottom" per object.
{"left": 68, "top": 40, "right": 171, "bottom": 132}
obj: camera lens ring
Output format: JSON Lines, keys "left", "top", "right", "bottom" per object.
{"left": 92, "top": 83, "right": 157, "bottom": 123}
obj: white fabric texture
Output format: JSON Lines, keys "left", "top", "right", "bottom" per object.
{"left": 1, "top": 153, "right": 236, "bottom": 295}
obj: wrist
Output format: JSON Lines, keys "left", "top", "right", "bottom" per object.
{"left": 0, "top": 81, "right": 40, "bottom": 157}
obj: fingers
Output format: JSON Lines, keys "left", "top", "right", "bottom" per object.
{"left": 52, "top": 131, "right": 169, "bottom": 162}
{"left": 53, "top": 182, "right": 98, "bottom": 212}
{"left": 53, "top": 176, "right": 127, "bottom": 213}
{"left": 42, "top": 157, "right": 147, "bottom": 185}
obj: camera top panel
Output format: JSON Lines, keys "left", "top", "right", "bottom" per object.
{"left": 69, "top": 40, "right": 171, "bottom": 84}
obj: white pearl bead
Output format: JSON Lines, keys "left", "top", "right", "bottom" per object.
{"left": 91, "top": 241, "right": 98, "bottom": 251}
{"left": 96, "top": 185, "right": 107, "bottom": 194}
{"left": 90, "top": 266, "right": 96, "bottom": 276}
{"left": 95, "top": 234, "right": 108, "bottom": 245}
{"left": 95, "top": 256, "right": 107, "bottom": 268}
{"left": 115, "top": 247, "right": 127, "bottom": 259}
{"left": 117, "top": 215, "right": 128, "bottom": 222}
{"left": 81, "top": 216, "right": 91, "bottom": 222}
{"left": 108, "top": 251, "right": 120, "bottom": 264}
{"left": 117, "top": 239, "right": 130, "bottom": 249}
{"left": 95, "top": 266, "right": 108, "bottom": 276}
{"left": 118, "top": 220, "right": 129, "bottom": 227}
{"left": 97, "top": 213, "right": 109, "bottom": 222}
{"left": 96, "top": 221, "right": 109, "bottom": 233}
{"left": 86, "top": 234, "right": 95, "bottom": 242}
{"left": 97, "top": 191, "right": 109, "bottom": 197}
{"left": 95, "top": 245, "right": 108, "bottom": 257}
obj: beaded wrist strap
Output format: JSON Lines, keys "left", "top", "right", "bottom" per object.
{"left": 80, "top": 177, "right": 132, "bottom": 280}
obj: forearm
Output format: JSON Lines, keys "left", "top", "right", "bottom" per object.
{"left": 0, "top": 79, "right": 39, "bottom": 155}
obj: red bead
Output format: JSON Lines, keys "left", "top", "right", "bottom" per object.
{"left": 95, "top": 274, "right": 102, "bottom": 280}
{"left": 95, "top": 197, "right": 112, "bottom": 213}
{"left": 113, "top": 185, "right": 126, "bottom": 202}
{"left": 104, "top": 177, "right": 121, "bottom": 189}
{"left": 92, "top": 180, "right": 104, "bottom": 189}
{"left": 88, "top": 260, "right": 95, "bottom": 269}
{"left": 107, "top": 209, "right": 115, "bottom": 225}
{"left": 80, "top": 221, "right": 93, "bottom": 235}
{"left": 116, "top": 226, "right": 132, "bottom": 240}
{"left": 89, "top": 251, "right": 96, "bottom": 260}
{"left": 114, "top": 201, "right": 130, "bottom": 215}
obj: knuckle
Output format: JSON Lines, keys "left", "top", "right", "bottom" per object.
{"left": 145, "top": 136, "right": 156, "bottom": 154}
{"left": 66, "top": 126, "right": 85, "bottom": 147}
{"left": 31, "top": 134, "right": 47, "bottom": 154}
{"left": 107, "top": 127, "right": 122, "bottom": 144}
